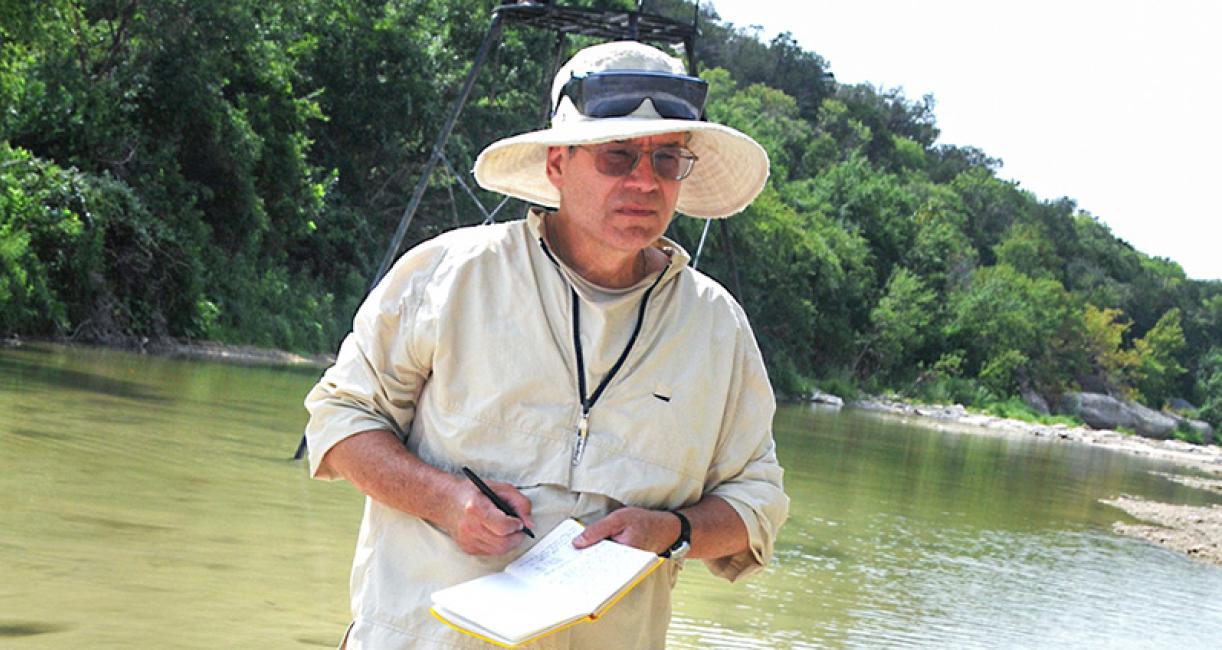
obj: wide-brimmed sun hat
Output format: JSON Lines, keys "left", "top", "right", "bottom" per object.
{"left": 473, "top": 41, "right": 770, "bottom": 219}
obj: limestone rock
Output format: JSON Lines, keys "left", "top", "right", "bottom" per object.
{"left": 1020, "top": 387, "right": 1050, "bottom": 415}
{"left": 1187, "top": 420, "right": 1215, "bottom": 445}
{"left": 809, "top": 389, "right": 844, "bottom": 408}
{"left": 1167, "top": 397, "right": 1198, "bottom": 413}
{"left": 1061, "top": 392, "right": 1178, "bottom": 439}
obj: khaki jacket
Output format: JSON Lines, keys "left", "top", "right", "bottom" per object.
{"left": 305, "top": 212, "right": 788, "bottom": 648}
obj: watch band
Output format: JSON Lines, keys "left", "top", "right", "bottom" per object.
{"left": 662, "top": 510, "right": 691, "bottom": 558}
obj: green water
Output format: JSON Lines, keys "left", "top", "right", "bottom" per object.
{"left": 2, "top": 343, "right": 1219, "bottom": 648}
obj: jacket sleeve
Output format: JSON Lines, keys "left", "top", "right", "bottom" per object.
{"left": 701, "top": 310, "right": 790, "bottom": 581}
{"left": 302, "top": 243, "right": 445, "bottom": 480}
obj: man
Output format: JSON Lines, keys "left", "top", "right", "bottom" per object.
{"left": 304, "top": 41, "right": 788, "bottom": 648}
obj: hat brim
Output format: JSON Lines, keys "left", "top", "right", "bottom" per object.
{"left": 473, "top": 117, "right": 769, "bottom": 219}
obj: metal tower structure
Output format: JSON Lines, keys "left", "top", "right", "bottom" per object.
{"left": 294, "top": 1, "right": 745, "bottom": 460}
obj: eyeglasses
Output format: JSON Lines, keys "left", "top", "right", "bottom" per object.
{"left": 576, "top": 143, "right": 699, "bottom": 181}
{"left": 557, "top": 71, "right": 709, "bottom": 121}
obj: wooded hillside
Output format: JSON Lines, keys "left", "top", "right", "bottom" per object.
{"left": 2, "top": 0, "right": 1219, "bottom": 431}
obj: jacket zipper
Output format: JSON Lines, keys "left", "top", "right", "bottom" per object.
{"left": 538, "top": 236, "right": 668, "bottom": 467}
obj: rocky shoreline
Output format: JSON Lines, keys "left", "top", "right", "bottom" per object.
{"left": 1, "top": 335, "right": 335, "bottom": 368}
{"left": 1101, "top": 495, "right": 1222, "bottom": 566}
{"left": 843, "top": 396, "right": 1222, "bottom": 474}
{"left": 837, "top": 394, "right": 1222, "bottom": 566}
{"left": 143, "top": 339, "right": 335, "bottom": 367}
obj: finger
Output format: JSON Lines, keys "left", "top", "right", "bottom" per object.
{"left": 478, "top": 507, "right": 525, "bottom": 537}
{"left": 457, "top": 496, "right": 519, "bottom": 542}
{"left": 463, "top": 485, "right": 524, "bottom": 537}
{"left": 496, "top": 483, "right": 535, "bottom": 530}
{"left": 470, "top": 534, "right": 516, "bottom": 556}
{"left": 573, "top": 512, "right": 625, "bottom": 549}
{"left": 459, "top": 518, "right": 525, "bottom": 556}
{"left": 490, "top": 483, "right": 536, "bottom": 531}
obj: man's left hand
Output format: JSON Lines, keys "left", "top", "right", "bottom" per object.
{"left": 572, "top": 507, "right": 679, "bottom": 555}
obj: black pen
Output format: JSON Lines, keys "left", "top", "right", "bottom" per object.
{"left": 461, "top": 466, "right": 535, "bottom": 538}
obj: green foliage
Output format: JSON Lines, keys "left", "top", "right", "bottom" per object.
{"left": 994, "top": 222, "right": 1059, "bottom": 280}
{"left": 1171, "top": 419, "right": 1205, "bottom": 445}
{"left": 1080, "top": 304, "right": 1138, "bottom": 396}
{"left": 978, "top": 398, "right": 1080, "bottom": 426}
{"left": 1193, "top": 348, "right": 1222, "bottom": 429}
{"left": 702, "top": 68, "right": 813, "bottom": 182}
{"left": 0, "top": 0, "right": 526, "bottom": 352}
{"left": 808, "top": 154, "right": 919, "bottom": 284}
{"left": 908, "top": 352, "right": 991, "bottom": 407}
{"left": 856, "top": 267, "right": 935, "bottom": 377}
{"left": 1, "top": 0, "right": 1218, "bottom": 421}
{"left": 1131, "top": 308, "right": 1187, "bottom": 405}
{"left": 904, "top": 192, "right": 976, "bottom": 293}
{"left": 814, "top": 368, "right": 859, "bottom": 402}
{"left": 945, "top": 265, "right": 1079, "bottom": 393}
{"left": 0, "top": 142, "right": 200, "bottom": 339}
{"left": 979, "top": 349, "right": 1029, "bottom": 396}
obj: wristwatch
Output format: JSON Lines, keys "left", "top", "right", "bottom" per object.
{"left": 661, "top": 510, "right": 690, "bottom": 560}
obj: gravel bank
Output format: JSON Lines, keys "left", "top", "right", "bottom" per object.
{"left": 846, "top": 396, "right": 1222, "bottom": 475}
{"left": 845, "top": 396, "right": 1222, "bottom": 566}
{"left": 1101, "top": 495, "right": 1222, "bottom": 566}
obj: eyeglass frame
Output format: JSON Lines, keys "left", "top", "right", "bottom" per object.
{"left": 569, "top": 142, "right": 700, "bottom": 182}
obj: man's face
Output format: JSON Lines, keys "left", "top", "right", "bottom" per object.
{"left": 545, "top": 133, "right": 686, "bottom": 257}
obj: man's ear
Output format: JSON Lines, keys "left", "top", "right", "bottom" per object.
{"left": 545, "top": 146, "right": 566, "bottom": 190}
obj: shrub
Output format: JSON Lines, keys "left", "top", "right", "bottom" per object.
{"left": 0, "top": 143, "right": 202, "bottom": 341}
{"left": 815, "top": 368, "right": 859, "bottom": 401}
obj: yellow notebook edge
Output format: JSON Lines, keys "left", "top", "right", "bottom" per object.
{"left": 430, "top": 606, "right": 518, "bottom": 648}
{"left": 431, "top": 603, "right": 598, "bottom": 648}
{"left": 590, "top": 554, "right": 666, "bottom": 620}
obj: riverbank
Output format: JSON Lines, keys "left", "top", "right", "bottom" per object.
{"left": 1101, "top": 494, "right": 1222, "bottom": 566}
{"left": 1, "top": 335, "right": 335, "bottom": 368}
{"left": 846, "top": 396, "right": 1222, "bottom": 475}
{"left": 843, "top": 395, "right": 1222, "bottom": 566}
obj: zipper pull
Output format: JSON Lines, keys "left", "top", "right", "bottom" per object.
{"left": 571, "top": 411, "right": 590, "bottom": 466}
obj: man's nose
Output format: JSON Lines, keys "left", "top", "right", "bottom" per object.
{"left": 622, "top": 151, "right": 661, "bottom": 190}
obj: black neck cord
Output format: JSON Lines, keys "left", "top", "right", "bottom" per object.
{"left": 539, "top": 236, "right": 670, "bottom": 464}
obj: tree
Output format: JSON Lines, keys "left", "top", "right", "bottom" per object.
{"left": 701, "top": 68, "right": 813, "bottom": 182}
{"left": 926, "top": 144, "right": 1001, "bottom": 184}
{"left": 1080, "top": 304, "right": 1138, "bottom": 396}
{"left": 994, "top": 222, "right": 1059, "bottom": 280}
{"left": 903, "top": 188, "right": 977, "bottom": 294}
{"left": 945, "top": 264, "right": 1080, "bottom": 397}
{"left": 1197, "top": 347, "right": 1222, "bottom": 429}
{"left": 808, "top": 154, "right": 918, "bottom": 286}
{"left": 1132, "top": 308, "right": 1187, "bottom": 406}
{"left": 855, "top": 267, "right": 936, "bottom": 379}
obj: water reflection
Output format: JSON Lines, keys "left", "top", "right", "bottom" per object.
{"left": 1, "top": 344, "right": 1219, "bottom": 648}
{"left": 671, "top": 405, "right": 1222, "bottom": 648}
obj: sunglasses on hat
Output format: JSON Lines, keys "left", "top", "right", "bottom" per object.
{"left": 556, "top": 71, "right": 709, "bottom": 121}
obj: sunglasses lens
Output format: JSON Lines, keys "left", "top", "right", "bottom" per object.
{"left": 589, "top": 146, "right": 696, "bottom": 181}
{"left": 652, "top": 150, "right": 682, "bottom": 179}
{"left": 561, "top": 72, "right": 708, "bottom": 120}
{"left": 593, "top": 148, "right": 638, "bottom": 176}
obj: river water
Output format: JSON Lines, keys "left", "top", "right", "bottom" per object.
{"left": 1, "top": 343, "right": 1219, "bottom": 648}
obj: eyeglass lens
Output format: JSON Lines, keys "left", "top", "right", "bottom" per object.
{"left": 591, "top": 145, "right": 696, "bottom": 181}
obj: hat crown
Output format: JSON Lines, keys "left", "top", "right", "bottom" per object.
{"left": 551, "top": 41, "right": 686, "bottom": 125}
{"left": 474, "top": 41, "right": 770, "bottom": 219}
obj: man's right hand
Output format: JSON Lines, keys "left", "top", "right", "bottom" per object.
{"left": 442, "top": 476, "right": 535, "bottom": 556}
{"left": 320, "top": 429, "right": 535, "bottom": 557}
